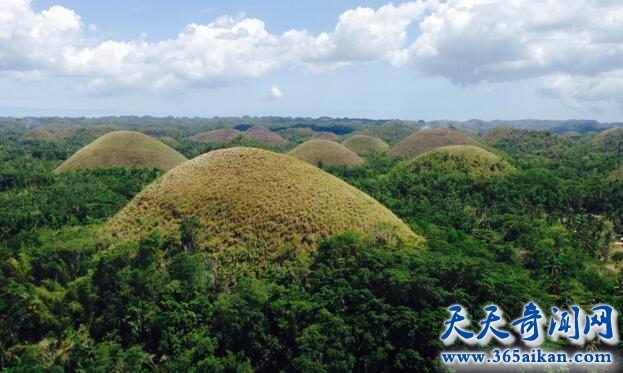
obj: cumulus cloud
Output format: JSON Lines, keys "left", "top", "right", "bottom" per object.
{"left": 266, "top": 85, "right": 283, "bottom": 100}
{"left": 1, "top": 0, "right": 623, "bottom": 112}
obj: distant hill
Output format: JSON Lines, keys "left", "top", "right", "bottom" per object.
{"left": 55, "top": 131, "right": 188, "bottom": 173}
{"left": 288, "top": 139, "right": 364, "bottom": 168}
{"left": 245, "top": 125, "right": 288, "bottom": 146}
{"left": 357, "top": 121, "right": 416, "bottom": 144}
{"left": 189, "top": 129, "right": 242, "bottom": 144}
{"left": 22, "top": 128, "right": 58, "bottom": 142}
{"left": 388, "top": 128, "right": 478, "bottom": 160}
{"left": 592, "top": 127, "right": 623, "bottom": 158}
{"left": 342, "top": 135, "right": 389, "bottom": 155}
{"left": 107, "top": 147, "right": 420, "bottom": 252}
{"left": 401, "top": 145, "right": 516, "bottom": 178}
{"left": 314, "top": 131, "right": 338, "bottom": 140}
{"left": 480, "top": 127, "right": 575, "bottom": 159}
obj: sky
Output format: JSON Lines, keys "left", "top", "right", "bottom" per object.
{"left": 1, "top": 0, "right": 623, "bottom": 121}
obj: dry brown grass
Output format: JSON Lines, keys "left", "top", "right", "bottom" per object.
{"left": 342, "top": 135, "right": 390, "bottom": 155}
{"left": 287, "top": 139, "right": 364, "bottom": 167}
{"left": 106, "top": 147, "right": 420, "bottom": 253}
{"left": 54, "top": 131, "right": 188, "bottom": 173}
{"left": 189, "top": 129, "right": 241, "bottom": 143}
{"left": 314, "top": 131, "right": 338, "bottom": 140}
{"left": 388, "top": 128, "right": 478, "bottom": 160}
{"left": 246, "top": 125, "right": 288, "bottom": 146}
{"left": 401, "top": 145, "right": 516, "bottom": 178}
{"left": 22, "top": 128, "right": 59, "bottom": 142}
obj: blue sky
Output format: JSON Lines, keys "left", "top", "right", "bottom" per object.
{"left": 2, "top": 0, "right": 622, "bottom": 121}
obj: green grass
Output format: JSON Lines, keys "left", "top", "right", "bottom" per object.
{"left": 399, "top": 145, "right": 516, "bottom": 178}
{"left": 342, "top": 135, "right": 389, "bottom": 155}
{"left": 388, "top": 128, "right": 478, "bottom": 160}
{"left": 54, "top": 131, "right": 188, "bottom": 173}
{"left": 106, "top": 147, "right": 420, "bottom": 253}
{"left": 593, "top": 127, "right": 623, "bottom": 157}
{"left": 287, "top": 139, "right": 364, "bottom": 167}
{"left": 358, "top": 121, "right": 416, "bottom": 144}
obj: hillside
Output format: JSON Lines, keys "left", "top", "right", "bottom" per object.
{"left": 400, "top": 145, "right": 516, "bottom": 178}
{"left": 593, "top": 127, "right": 623, "bottom": 157}
{"left": 246, "top": 125, "right": 288, "bottom": 146}
{"left": 480, "top": 127, "right": 575, "bottom": 159}
{"left": 107, "top": 147, "right": 419, "bottom": 251}
{"left": 314, "top": 131, "right": 338, "bottom": 140}
{"left": 189, "top": 129, "right": 241, "bottom": 143}
{"left": 342, "top": 135, "right": 390, "bottom": 155}
{"left": 54, "top": 131, "right": 188, "bottom": 173}
{"left": 22, "top": 128, "right": 59, "bottom": 142}
{"left": 388, "top": 128, "right": 477, "bottom": 160}
{"left": 358, "top": 121, "right": 416, "bottom": 144}
{"left": 287, "top": 139, "right": 364, "bottom": 167}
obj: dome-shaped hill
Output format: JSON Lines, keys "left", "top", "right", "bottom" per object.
{"left": 314, "top": 131, "right": 338, "bottom": 140}
{"left": 107, "top": 147, "right": 419, "bottom": 251}
{"left": 246, "top": 125, "right": 287, "bottom": 146}
{"left": 479, "top": 127, "right": 574, "bottom": 159}
{"left": 388, "top": 128, "right": 477, "bottom": 160}
{"left": 278, "top": 127, "right": 316, "bottom": 141}
{"left": 399, "top": 145, "right": 515, "bottom": 178}
{"left": 288, "top": 139, "right": 364, "bottom": 168}
{"left": 359, "top": 121, "right": 416, "bottom": 144}
{"left": 55, "top": 131, "right": 188, "bottom": 173}
{"left": 342, "top": 135, "right": 390, "bottom": 155}
{"left": 22, "top": 128, "right": 58, "bottom": 142}
{"left": 190, "top": 129, "right": 241, "bottom": 144}
{"left": 593, "top": 127, "right": 623, "bottom": 157}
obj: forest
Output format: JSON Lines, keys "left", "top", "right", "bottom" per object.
{"left": 1, "top": 118, "right": 622, "bottom": 372}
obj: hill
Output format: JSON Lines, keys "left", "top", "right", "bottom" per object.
{"left": 22, "top": 128, "right": 59, "bottom": 142}
{"left": 342, "top": 135, "right": 390, "bottom": 155}
{"left": 593, "top": 127, "right": 623, "bottom": 157}
{"left": 189, "top": 129, "right": 241, "bottom": 144}
{"left": 358, "top": 121, "right": 416, "bottom": 144}
{"left": 314, "top": 131, "right": 338, "bottom": 140}
{"left": 388, "top": 128, "right": 477, "bottom": 160}
{"left": 246, "top": 125, "right": 288, "bottom": 146}
{"left": 480, "top": 127, "right": 574, "bottom": 159}
{"left": 287, "top": 139, "right": 364, "bottom": 167}
{"left": 107, "top": 147, "right": 419, "bottom": 251}
{"left": 55, "top": 131, "right": 188, "bottom": 173}
{"left": 400, "top": 145, "right": 515, "bottom": 178}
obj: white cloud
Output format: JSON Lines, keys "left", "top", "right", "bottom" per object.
{"left": 1, "top": 0, "right": 623, "bottom": 112}
{"left": 266, "top": 85, "right": 283, "bottom": 100}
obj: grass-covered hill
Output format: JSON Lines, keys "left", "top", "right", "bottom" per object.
{"left": 245, "top": 125, "right": 288, "bottom": 146}
{"left": 388, "top": 128, "right": 477, "bottom": 160}
{"left": 189, "top": 128, "right": 242, "bottom": 144}
{"left": 54, "top": 131, "right": 188, "bottom": 173}
{"left": 342, "top": 135, "right": 390, "bottom": 155}
{"left": 314, "top": 131, "right": 338, "bottom": 140}
{"left": 480, "top": 127, "right": 575, "bottom": 159}
{"left": 107, "top": 147, "right": 419, "bottom": 252}
{"left": 287, "top": 139, "right": 364, "bottom": 167}
{"left": 22, "top": 128, "right": 59, "bottom": 142}
{"left": 357, "top": 121, "right": 416, "bottom": 144}
{"left": 399, "top": 145, "right": 516, "bottom": 178}
{"left": 593, "top": 127, "right": 623, "bottom": 158}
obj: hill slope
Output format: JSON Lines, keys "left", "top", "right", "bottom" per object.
{"left": 593, "top": 127, "right": 623, "bottom": 158}
{"left": 55, "top": 131, "right": 188, "bottom": 173}
{"left": 342, "top": 135, "right": 390, "bottom": 155}
{"left": 388, "top": 128, "right": 477, "bottom": 160}
{"left": 107, "top": 147, "right": 419, "bottom": 251}
{"left": 189, "top": 129, "right": 241, "bottom": 143}
{"left": 288, "top": 139, "right": 364, "bottom": 167}
{"left": 403, "top": 145, "right": 516, "bottom": 178}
